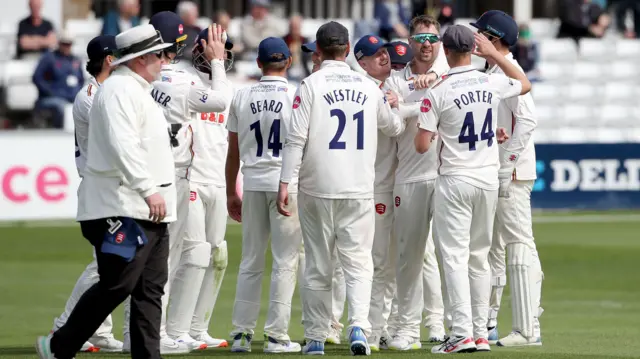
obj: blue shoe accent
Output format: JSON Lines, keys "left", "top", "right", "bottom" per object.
{"left": 303, "top": 340, "right": 324, "bottom": 355}
{"left": 349, "top": 327, "right": 370, "bottom": 356}
{"left": 488, "top": 326, "right": 499, "bottom": 343}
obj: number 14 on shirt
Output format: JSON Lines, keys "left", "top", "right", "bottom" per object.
{"left": 250, "top": 119, "right": 283, "bottom": 157}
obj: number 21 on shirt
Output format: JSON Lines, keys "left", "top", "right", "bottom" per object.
{"left": 458, "top": 108, "right": 495, "bottom": 151}
{"left": 329, "top": 109, "right": 364, "bottom": 150}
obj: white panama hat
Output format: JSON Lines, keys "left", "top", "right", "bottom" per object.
{"left": 111, "top": 24, "right": 173, "bottom": 66}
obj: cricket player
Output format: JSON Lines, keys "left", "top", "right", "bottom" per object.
{"left": 414, "top": 25, "right": 531, "bottom": 354}
{"left": 225, "top": 37, "right": 302, "bottom": 353}
{"left": 166, "top": 25, "right": 234, "bottom": 349}
{"left": 384, "top": 15, "right": 449, "bottom": 349}
{"left": 277, "top": 21, "right": 406, "bottom": 356}
{"left": 148, "top": 13, "right": 231, "bottom": 353}
{"left": 53, "top": 34, "right": 124, "bottom": 354}
{"left": 301, "top": 40, "right": 348, "bottom": 345}
{"left": 470, "top": 11, "right": 543, "bottom": 347}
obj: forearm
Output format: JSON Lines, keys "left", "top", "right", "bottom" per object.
{"left": 491, "top": 54, "right": 531, "bottom": 93}
{"left": 225, "top": 152, "right": 240, "bottom": 197}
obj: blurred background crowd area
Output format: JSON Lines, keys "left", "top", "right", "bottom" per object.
{"left": 0, "top": 0, "right": 639, "bottom": 144}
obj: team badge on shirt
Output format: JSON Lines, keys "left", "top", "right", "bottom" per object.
{"left": 293, "top": 95, "right": 301, "bottom": 109}
{"left": 395, "top": 196, "right": 401, "bottom": 207}
{"left": 420, "top": 98, "right": 432, "bottom": 113}
{"left": 375, "top": 203, "right": 386, "bottom": 215}
{"left": 190, "top": 191, "right": 197, "bottom": 201}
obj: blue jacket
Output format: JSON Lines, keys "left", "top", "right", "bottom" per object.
{"left": 32, "top": 50, "right": 84, "bottom": 102}
{"left": 101, "top": 10, "right": 141, "bottom": 36}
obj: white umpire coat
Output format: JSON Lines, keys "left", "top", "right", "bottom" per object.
{"left": 77, "top": 66, "right": 177, "bottom": 223}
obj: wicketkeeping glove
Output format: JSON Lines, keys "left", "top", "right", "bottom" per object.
{"left": 498, "top": 149, "right": 519, "bottom": 198}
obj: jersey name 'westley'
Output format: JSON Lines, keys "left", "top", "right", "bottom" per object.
{"left": 323, "top": 89, "right": 368, "bottom": 106}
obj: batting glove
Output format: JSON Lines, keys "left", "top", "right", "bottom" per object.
{"left": 498, "top": 149, "right": 519, "bottom": 198}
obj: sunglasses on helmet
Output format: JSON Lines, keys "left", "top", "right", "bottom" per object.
{"left": 410, "top": 33, "right": 440, "bottom": 44}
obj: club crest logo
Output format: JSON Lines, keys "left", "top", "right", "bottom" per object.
{"left": 190, "top": 191, "right": 197, "bottom": 201}
{"left": 395, "top": 45, "right": 407, "bottom": 56}
{"left": 179, "top": 24, "right": 184, "bottom": 34}
{"left": 395, "top": 196, "right": 401, "bottom": 207}
{"left": 369, "top": 36, "right": 379, "bottom": 44}
{"left": 421, "top": 98, "right": 432, "bottom": 113}
{"left": 375, "top": 203, "right": 386, "bottom": 215}
{"left": 509, "top": 154, "right": 517, "bottom": 162}
{"left": 115, "top": 232, "right": 125, "bottom": 244}
{"left": 293, "top": 95, "right": 301, "bottom": 109}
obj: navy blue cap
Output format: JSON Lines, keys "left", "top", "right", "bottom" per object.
{"left": 470, "top": 10, "right": 519, "bottom": 46}
{"left": 258, "top": 37, "right": 291, "bottom": 63}
{"left": 316, "top": 21, "right": 349, "bottom": 48}
{"left": 87, "top": 35, "right": 117, "bottom": 61}
{"left": 354, "top": 34, "right": 387, "bottom": 61}
{"left": 149, "top": 11, "right": 188, "bottom": 45}
{"left": 195, "top": 27, "right": 234, "bottom": 50}
{"left": 386, "top": 41, "right": 412, "bottom": 65}
{"left": 301, "top": 41, "right": 316, "bottom": 53}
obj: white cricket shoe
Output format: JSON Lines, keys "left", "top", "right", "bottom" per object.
{"left": 190, "top": 332, "right": 228, "bottom": 348}
{"left": 431, "top": 335, "right": 476, "bottom": 354}
{"left": 263, "top": 335, "right": 302, "bottom": 353}
{"left": 89, "top": 336, "right": 123, "bottom": 352}
{"left": 35, "top": 336, "right": 54, "bottom": 359}
{"left": 160, "top": 336, "right": 191, "bottom": 354}
{"left": 379, "top": 335, "right": 390, "bottom": 350}
{"left": 231, "top": 333, "right": 252, "bottom": 352}
{"left": 326, "top": 324, "right": 341, "bottom": 344}
{"left": 487, "top": 326, "right": 499, "bottom": 344}
{"left": 173, "top": 334, "right": 207, "bottom": 351}
{"left": 388, "top": 336, "right": 421, "bottom": 350}
{"left": 496, "top": 331, "right": 542, "bottom": 347}
{"left": 80, "top": 341, "right": 98, "bottom": 352}
{"left": 367, "top": 335, "right": 380, "bottom": 352}
{"left": 475, "top": 338, "right": 491, "bottom": 352}
{"left": 427, "top": 326, "right": 446, "bottom": 343}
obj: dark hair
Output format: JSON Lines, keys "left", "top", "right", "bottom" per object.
{"left": 85, "top": 58, "right": 104, "bottom": 77}
{"left": 261, "top": 59, "right": 288, "bottom": 71}
{"left": 318, "top": 44, "right": 348, "bottom": 59}
{"left": 409, "top": 15, "right": 441, "bottom": 35}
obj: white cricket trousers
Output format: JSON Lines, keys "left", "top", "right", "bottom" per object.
{"left": 488, "top": 180, "right": 543, "bottom": 335}
{"left": 433, "top": 175, "right": 498, "bottom": 340}
{"left": 298, "top": 192, "right": 375, "bottom": 342}
{"left": 54, "top": 250, "right": 130, "bottom": 339}
{"left": 369, "top": 191, "right": 397, "bottom": 338}
{"left": 231, "top": 191, "right": 302, "bottom": 340}
{"left": 167, "top": 182, "right": 228, "bottom": 338}
{"left": 423, "top": 221, "right": 445, "bottom": 331}
{"left": 160, "top": 176, "right": 190, "bottom": 338}
{"left": 393, "top": 180, "right": 444, "bottom": 339}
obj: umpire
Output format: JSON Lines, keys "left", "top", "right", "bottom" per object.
{"left": 36, "top": 24, "right": 177, "bottom": 359}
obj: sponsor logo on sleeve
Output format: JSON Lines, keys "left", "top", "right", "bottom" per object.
{"left": 420, "top": 98, "right": 432, "bottom": 113}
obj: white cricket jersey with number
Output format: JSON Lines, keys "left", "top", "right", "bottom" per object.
{"left": 227, "top": 76, "right": 298, "bottom": 192}
{"left": 280, "top": 60, "right": 406, "bottom": 199}
{"left": 385, "top": 60, "right": 450, "bottom": 184}
{"left": 151, "top": 60, "right": 232, "bottom": 177}
{"left": 73, "top": 77, "right": 99, "bottom": 177}
{"left": 418, "top": 65, "right": 523, "bottom": 190}
{"left": 485, "top": 53, "right": 537, "bottom": 180}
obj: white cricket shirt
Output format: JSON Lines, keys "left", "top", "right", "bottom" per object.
{"left": 385, "top": 58, "right": 450, "bottom": 185}
{"left": 418, "top": 65, "right": 523, "bottom": 190}
{"left": 227, "top": 76, "right": 298, "bottom": 192}
{"left": 485, "top": 53, "right": 537, "bottom": 180}
{"left": 73, "top": 77, "right": 99, "bottom": 177}
{"left": 151, "top": 60, "right": 231, "bottom": 179}
{"left": 280, "top": 60, "right": 405, "bottom": 199}
{"left": 79, "top": 66, "right": 176, "bottom": 222}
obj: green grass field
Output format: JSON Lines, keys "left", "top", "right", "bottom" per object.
{"left": 1, "top": 212, "right": 640, "bottom": 358}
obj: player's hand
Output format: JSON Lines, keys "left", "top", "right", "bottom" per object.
{"left": 473, "top": 33, "right": 499, "bottom": 60}
{"left": 201, "top": 24, "right": 226, "bottom": 62}
{"left": 277, "top": 182, "right": 292, "bottom": 217}
{"left": 498, "top": 167, "right": 513, "bottom": 198}
{"left": 413, "top": 73, "right": 438, "bottom": 89}
{"left": 385, "top": 90, "right": 399, "bottom": 108}
{"left": 227, "top": 195, "right": 242, "bottom": 222}
{"left": 145, "top": 192, "right": 166, "bottom": 223}
{"left": 497, "top": 127, "right": 510, "bottom": 144}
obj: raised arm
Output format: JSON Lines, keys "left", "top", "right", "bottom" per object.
{"left": 474, "top": 33, "right": 531, "bottom": 95}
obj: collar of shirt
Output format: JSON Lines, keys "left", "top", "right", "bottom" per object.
{"left": 402, "top": 61, "right": 437, "bottom": 80}
{"left": 161, "top": 64, "right": 174, "bottom": 71}
{"left": 116, "top": 65, "right": 153, "bottom": 90}
{"left": 89, "top": 76, "right": 100, "bottom": 87}
{"left": 260, "top": 75, "right": 288, "bottom": 83}
{"left": 320, "top": 60, "right": 351, "bottom": 70}
{"left": 486, "top": 52, "right": 513, "bottom": 75}
{"left": 365, "top": 73, "right": 385, "bottom": 89}
{"left": 447, "top": 64, "right": 476, "bottom": 76}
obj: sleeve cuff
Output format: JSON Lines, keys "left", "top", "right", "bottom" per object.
{"left": 139, "top": 187, "right": 157, "bottom": 199}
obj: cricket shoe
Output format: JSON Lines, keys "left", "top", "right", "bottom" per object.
{"left": 230, "top": 333, "right": 252, "bottom": 352}
{"left": 159, "top": 336, "right": 191, "bottom": 354}
{"left": 263, "top": 335, "right": 302, "bottom": 353}
{"left": 88, "top": 335, "right": 123, "bottom": 352}
{"left": 497, "top": 331, "right": 542, "bottom": 347}
{"left": 174, "top": 334, "right": 207, "bottom": 351}
{"left": 475, "top": 338, "right": 490, "bottom": 352}
{"left": 431, "top": 335, "right": 476, "bottom": 354}
{"left": 348, "top": 327, "right": 371, "bottom": 356}
{"left": 302, "top": 340, "right": 324, "bottom": 355}
{"left": 388, "top": 335, "right": 421, "bottom": 350}
{"left": 50, "top": 330, "right": 97, "bottom": 353}
{"left": 367, "top": 335, "right": 380, "bottom": 352}
{"left": 36, "top": 335, "right": 57, "bottom": 359}
{"left": 326, "top": 324, "right": 341, "bottom": 344}
{"left": 379, "top": 335, "right": 390, "bottom": 350}
{"left": 487, "top": 326, "right": 499, "bottom": 344}
{"left": 427, "top": 326, "right": 446, "bottom": 343}
{"left": 190, "top": 332, "right": 228, "bottom": 348}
